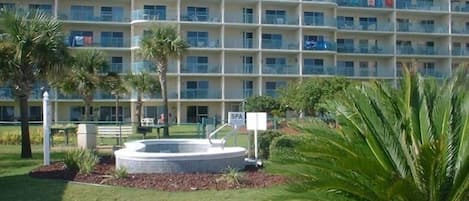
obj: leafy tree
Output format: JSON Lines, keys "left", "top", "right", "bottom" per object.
{"left": 57, "top": 50, "right": 108, "bottom": 121}
{"left": 101, "top": 72, "right": 128, "bottom": 123}
{"left": 272, "top": 68, "right": 469, "bottom": 200}
{"left": 0, "top": 11, "right": 68, "bottom": 158}
{"left": 140, "top": 25, "right": 188, "bottom": 136}
{"left": 125, "top": 72, "right": 160, "bottom": 127}
{"left": 244, "top": 95, "right": 283, "bottom": 117}
{"left": 278, "top": 77, "right": 351, "bottom": 117}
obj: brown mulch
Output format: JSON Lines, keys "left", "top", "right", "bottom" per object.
{"left": 29, "top": 156, "right": 287, "bottom": 191}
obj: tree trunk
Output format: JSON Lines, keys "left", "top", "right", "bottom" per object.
{"left": 158, "top": 60, "right": 170, "bottom": 137}
{"left": 19, "top": 95, "right": 32, "bottom": 158}
{"left": 136, "top": 92, "right": 142, "bottom": 127}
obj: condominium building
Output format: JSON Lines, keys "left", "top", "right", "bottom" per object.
{"left": 0, "top": 0, "right": 468, "bottom": 123}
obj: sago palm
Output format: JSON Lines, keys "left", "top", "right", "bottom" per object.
{"left": 58, "top": 50, "right": 108, "bottom": 121}
{"left": 0, "top": 11, "right": 68, "bottom": 158}
{"left": 140, "top": 25, "right": 188, "bottom": 136}
{"left": 272, "top": 68, "right": 469, "bottom": 201}
{"left": 125, "top": 72, "right": 160, "bottom": 127}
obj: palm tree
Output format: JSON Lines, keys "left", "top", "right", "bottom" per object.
{"left": 272, "top": 68, "right": 469, "bottom": 201}
{"left": 125, "top": 72, "right": 160, "bottom": 127}
{"left": 58, "top": 50, "right": 108, "bottom": 121}
{"left": 0, "top": 11, "right": 68, "bottom": 158}
{"left": 140, "top": 25, "right": 188, "bottom": 137}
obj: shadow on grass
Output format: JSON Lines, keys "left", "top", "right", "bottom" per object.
{"left": 0, "top": 174, "right": 67, "bottom": 201}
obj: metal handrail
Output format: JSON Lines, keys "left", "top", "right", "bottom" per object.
{"left": 207, "top": 123, "right": 228, "bottom": 145}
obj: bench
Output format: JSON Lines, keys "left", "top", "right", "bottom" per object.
{"left": 97, "top": 125, "right": 133, "bottom": 144}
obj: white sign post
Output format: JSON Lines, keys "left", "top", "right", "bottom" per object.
{"left": 43, "top": 91, "right": 51, "bottom": 165}
{"left": 246, "top": 112, "right": 267, "bottom": 160}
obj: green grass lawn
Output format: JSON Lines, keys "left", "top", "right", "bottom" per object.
{"left": 0, "top": 125, "right": 284, "bottom": 201}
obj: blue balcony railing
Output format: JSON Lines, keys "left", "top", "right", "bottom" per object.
{"left": 337, "top": 46, "right": 392, "bottom": 54}
{"left": 262, "top": 15, "right": 298, "bottom": 25}
{"left": 180, "top": 89, "right": 221, "bottom": 99}
{"left": 132, "top": 61, "right": 156, "bottom": 73}
{"left": 397, "top": 46, "right": 449, "bottom": 55}
{"left": 58, "top": 13, "right": 129, "bottom": 22}
{"left": 262, "top": 64, "right": 299, "bottom": 75}
{"left": 225, "top": 39, "right": 255, "bottom": 49}
{"left": 67, "top": 36, "right": 130, "bottom": 48}
{"left": 131, "top": 9, "right": 177, "bottom": 21}
{"left": 336, "top": 66, "right": 355, "bottom": 76}
{"left": 303, "top": 17, "right": 336, "bottom": 27}
{"left": 396, "top": 1, "right": 447, "bottom": 11}
{"left": 452, "top": 48, "right": 469, "bottom": 56}
{"left": 337, "top": 22, "right": 393, "bottom": 32}
{"left": 262, "top": 40, "right": 299, "bottom": 50}
{"left": 452, "top": 5, "right": 469, "bottom": 12}
{"left": 397, "top": 23, "right": 447, "bottom": 33}
{"left": 187, "top": 39, "right": 220, "bottom": 48}
{"left": 337, "top": 0, "right": 393, "bottom": 8}
{"left": 181, "top": 14, "right": 220, "bottom": 22}
{"left": 224, "top": 12, "right": 255, "bottom": 24}
{"left": 452, "top": 27, "right": 469, "bottom": 34}
{"left": 181, "top": 64, "right": 221, "bottom": 73}
{"left": 303, "top": 41, "right": 336, "bottom": 51}
{"left": 265, "top": 89, "right": 280, "bottom": 97}
{"left": 303, "top": 65, "right": 329, "bottom": 75}
{"left": 224, "top": 64, "right": 258, "bottom": 74}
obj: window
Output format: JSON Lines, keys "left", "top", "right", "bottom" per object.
{"left": 109, "top": 57, "right": 123, "bottom": 73}
{"left": 144, "top": 106, "right": 163, "bottom": 119}
{"left": 304, "top": 35, "right": 325, "bottom": 50}
{"left": 69, "top": 31, "right": 93, "bottom": 47}
{"left": 359, "top": 61, "right": 369, "bottom": 76}
{"left": 70, "top": 5, "right": 94, "bottom": 20}
{"left": 243, "top": 8, "right": 253, "bottom": 23}
{"left": 101, "top": 32, "right": 124, "bottom": 47}
{"left": 99, "top": 106, "right": 129, "bottom": 121}
{"left": 186, "top": 56, "right": 209, "bottom": 73}
{"left": 262, "top": 33, "right": 282, "bottom": 49}
{"left": 242, "top": 56, "right": 253, "bottom": 73}
{"left": 29, "top": 106, "right": 42, "bottom": 121}
{"left": 187, "top": 31, "right": 209, "bottom": 47}
{"left": 185, "top": 81, "right": 209, "bottom": 98}
{"left": 243, "top": 80, "right": 254, "bottom": 98}
{"left": 265, "top": 81, "right": 286, "bottom": 97}
{"left": 359, "top": 17, "right": 377, "bottom": 30}
{"left": 337, "top": 16, "right": 354, "bottom": 29}
{"left": 265, "top": 10, "right": 286, "bottom": 24}
{"left": 70, "top": 106, "right": 93, "bottom": 121}
{"left": 422, "top": 62, "right": 436, "bottom": 76}
{"left": 337, "top": 39, "right": 354, "bottom": 53}
{"left": 29, "top": 4, "right": 52, "bottom": 15}
{"left": 397, "top": 18, "right": 410, "bottom": 31}
{"left": 186, "top": 106, "right": 208, "bottom": 123}
{"left": 0, "top": 106, "right": 14, "bottom": 121}
{"left": 187, "top": 7, "right": 208, "bottom": 21}
{"left": 100, "top": 6, "right": 124, "bottom": 21}
{"left": 0, "top": 3, "right": 15, "bottom": 11}
{"left": 303, "top": 59, "right": 324, "bottom": 74}
{"left": 264, "top": 58, "right": 287, "bottom": 74}
{"left": 143, "top": 5, "right": 166, "bottom": 20}
{"left": 420, "top": 20, "right": 434, "bottom": 32}
{"left": 337, "top": 61, "right": 354, "bottom": 76}
{"left": 397, "top": 40, "right": 413, "bottom": 54}
{"left": 304, "top": 12, "right": 324, "bottom": 26}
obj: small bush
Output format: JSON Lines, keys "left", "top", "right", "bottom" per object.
{"left": 0, "top": 129, "right": 43, "bottom": 145}
{"left": 111, "top": 167, "right": 128, "bottom": 179}
{"left": 258, "top": 130, "right": 283, "bottom": 159}
{"left": 64, "top": 149, "right": 98, "bottom": 174}
{"left": 217, "top": 167, "right": 244, "bottom": 185}
{"left": 269, "top": 135, "right": 307, "bottom": 161}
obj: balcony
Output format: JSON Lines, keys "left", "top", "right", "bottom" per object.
{"left": 187, "top": 39, "right": 220, "bottom": 48}
{"left": 397, "top": 46, "right": 449, "bottom": 55}
{"left": 452, "top": 48, "right": 469, "bottom": 56}
{"left": 224, "top": 12, "right": 256, "bottom": 24}
{"left": 225, "top": 89, "right": 255, "bottom": 99}
{"left": 224, "top": 64, "right": 259, "bottom": 74}
{"left": 264, "top": 89, "right": 280, "bottom": 97}
{"left": 0, "top": 88, "right": 13, "bottom": 100}
{"left": 452, "top": 5, "right": 469, "bottom": 12}
{"left": 303, "top": 41, "right": 336, "bottom": 51}
{"left": 58, "top": 13, "right": 129, "bottom": 22}
{"left": 418, "top": 70, "right": 446, "bottom": 78}
{"left": 397, "top": 23, "right": 447, "bottom": 33}
{"left": 132, "top": 61, "right": 177, "bottom": 73}
{"left": 180, "top": 89, "right": 221, "bottom": 99}
{"left": 181, "top": 14, "right": 220, "bottom": 22}
{"left": 262, "top": 64, "right": 299, "bottom": 75}
{"left": 337, "top": 45, "right": 392, "bottom": 54}
{"left": 338, "top": 22, "right": 393, "bottom": 32}
{"left": 335, "top": 66, "right": 355, "bottom": 76}
{"left": 101, "top": 63, "right": 129, "bottom": 74}
{"left": 337, "top": 0, "right": 393, "bottom": 8}
{"left": 67, "top": 36, "right": 130, "bottom": 48}
{"left": 396, "top": 1, "right": 447, "bottom": 11}
{"left": 262, "top": 40, "right": 299, "bottom": 50}
{"left": 225, "top": 39, "right": 256, "bottom": 49}
{"left": 303, "top": 65, "right": 335, "bottom": 75}
{"left": 181, "top": 64, "right": 221, "bottom": 73}
{"left": 95, "top": 91, "right": 130, "bottom": 100}
{"left": 303, "top": 17, "right": 336, "bottom": 27}
{"left": 262, "top": 16, "right": 298, "bottom": 25}
{"left": 131, "top": 9, "right": 176, "bottom": 21}
{"left": 452, "top": 27, "right": 469, "bottom": 34}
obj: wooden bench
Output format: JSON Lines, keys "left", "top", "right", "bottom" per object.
{"left": 97, "top": 125, "right": 133, "bottom": 144}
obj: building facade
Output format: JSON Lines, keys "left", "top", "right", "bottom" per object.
{"left": 0, "top": 0, "right": 468, "bottom": 123}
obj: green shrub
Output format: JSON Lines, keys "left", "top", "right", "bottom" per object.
{"left": 0, "top": 129, "right": 43, "bottom": 145}
{"left": 269, "top": 135, "right": 307, "bottom": 161}
{"left": 217, "top": 167, "right": 244, "bottom": 185}
{"left": 258, "top": 130, "right": 283, "bottom": 159}
{"left": 64, "top": 149, "right": 98, "bottom": 174}
{"left": 111, "top": 167, "right": 128, "bottom": 179}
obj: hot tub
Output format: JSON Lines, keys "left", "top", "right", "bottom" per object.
{"left": 114, "top": 139, "right": 246, "bottom": 173}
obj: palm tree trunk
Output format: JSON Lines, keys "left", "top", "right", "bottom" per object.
{"left": 84, "top": 100, "right": 91, "bottom": 122}
{"left": 19, "top": 95, "right": 32, "bottom": 158}
{"left": 158, "top": 60, "right": 170, "bottom": 137}
{"left": 136, "top": 92, "right": 142, "bottom": 127}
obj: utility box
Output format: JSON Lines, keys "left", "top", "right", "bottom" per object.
{"left": 77, "top": 124, "right": 97, "bottom": 149}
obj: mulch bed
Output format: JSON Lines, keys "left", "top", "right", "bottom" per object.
{"left": 29, "top": 156, "right": 287, "bottom": 191}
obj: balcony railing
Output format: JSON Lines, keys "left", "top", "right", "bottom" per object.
{"left": 67, "top": 36, "right": 130, "bottom": 48}
{"left": 58, "top": 13, "right": 129, "bottom": 22}
{"left": 180, "top": 89, "right": 221, "bottom": 99}
{"left": 337, "top": 23, "right": 393, "bottom": 32}
{"left": 181, "top": 64, "right": 221, "bottom": 73}
{"left": 452, "top": 27, "right": 469, "bottom": 34}
{"left": 335, "top": 66, "right": 355, "bottom": 76}
{"left": 94, "top": 92, "right": 130, "bottom": 100}
{"left": 337, "top": 0, "right": 393, "bottom": 8}
{"left": 303, "top": 17, "right": 336, "bottom": 27}
{"left": 397, "top": 46, "right": 449, "bottom": 55}
{"left": 302, "top": 0, "right": 337, "bottom": 3}
{"left": 132, "top": 61, "right": 177, "bottom": 73}
{"left": 224, "top": 64, "right": 258, "bottom": 74}
{"left": 303, "top": 65, "right": 333, "bottom": 75}
{"left": 262, "top": 64, "right": 299, "bottom": 75}
{"left": 181, "top": 14, "right": 220, "bottom": 22}
{"left": 264, "top": 89, "right": 280, "bottom": 97}
{"left": 337, "top": 46, "right": 392, "bottom": 54}
{"left": 225, "top": 39, "right": 256, "bottom": 49}
{"left": 224, "top": 13, "right": 256, "bottom": 24}
{"left": 101, "top": 63, "right": 130, "bottom": 74}
{"left": 452, "top": 48, "right": 469, "bottom": 56}
{"left": 396, "top": 1, "right": 447, "bottom": 11}
{"left": 187, "top": 39, "right": 220, "bottom": 48}
{"left": 262, "top": 40, "right": 299, "bottom": 50}
{"left": 131, "top": 9, "right": 177, "bottom": 21}
{"left": 397, "top": 23, "right": 448, "bottom": 33}
{"left": 225, "top": 89, "right": 255, "bottom": 99}
{"left": 452, "top": 5, "right": 469, "bottom": 12}
{"left": 303, "top": 41, "right": 336, "bottom": 51}
{"left": 262, "top": 16, "right": 298, "bottom": 25}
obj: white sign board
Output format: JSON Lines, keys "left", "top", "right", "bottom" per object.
{"left": 246, "top": 112, "right": 267, "bottom": 131}
{"left": 228, "top": 112, "right": 245, "bottom": 126}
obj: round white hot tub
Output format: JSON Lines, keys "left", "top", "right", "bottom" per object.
{"left": 114, "top": 139, "right": 247, "bottom": 173}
